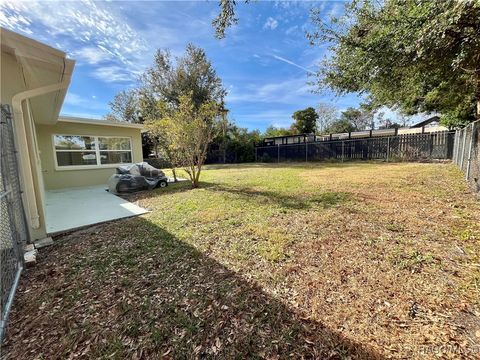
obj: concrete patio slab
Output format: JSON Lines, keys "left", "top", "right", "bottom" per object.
{"left": 45, "top": 185, "right": 148, "bottom": 235}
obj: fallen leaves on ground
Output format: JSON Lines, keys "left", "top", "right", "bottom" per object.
{"left": 3, "top": 162, "right": 480, "bottom": 359}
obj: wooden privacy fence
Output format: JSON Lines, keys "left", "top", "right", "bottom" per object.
{"left": 453, "top": 120, "right": 480, "bottom": 193}
{"left": 255, "top": 131, "right": 455, "bottom": 163}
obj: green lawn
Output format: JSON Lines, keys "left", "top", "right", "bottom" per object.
{"left": 4, "top": 162, "right": 480, "bottom": 359}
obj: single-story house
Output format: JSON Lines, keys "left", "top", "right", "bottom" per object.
{"left": 1, "top": 28, "right": 146, "bottom": 241}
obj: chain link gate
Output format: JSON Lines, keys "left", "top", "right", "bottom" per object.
{"left": 453, "top": 119, "right": 480, "bottom": 193}
{"left": 0, "top": 104, "right": 28, "bottom": 342}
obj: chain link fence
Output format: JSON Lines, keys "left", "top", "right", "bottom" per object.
{"left": 453, "top": 120, "right": 480, "bottom": 194}
{"left": 255, "top": 131, "right": 455, "bottom": 163}
{"left": 1, "top": 104, "right": 28, "bottom": 342}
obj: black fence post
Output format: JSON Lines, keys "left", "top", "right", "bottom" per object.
{"left": 254, "top": 130, "right": 454, "bottom": 164}
{"left": 386, "top": 137, "right": 390, "bottom": 162}
{"left": 429, "top": 133, "right": 434, "bottom": 159}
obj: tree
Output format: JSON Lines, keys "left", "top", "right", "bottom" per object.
{"left": 316, "top": 103, "right": 338, "bottom": 134}
{"left": 105, "top": 89, "right": 140, "bottom": 123}
{"left": 142, "top": 45, "right": 226, "bottom": 187}
{"left": 324, "top": 119, "right": 355, "bottom": 134}
{"left": 291, "top": 107, "right": 318, "bottom": 134}
{"left": 263, "top": 125, "right": 293, "bottom": 138}
{"left": 226, "top": 127, "right": 261, "bottom": 163}
{"left": 209, "top": 124, "right": 261, "bottom": 163}
{"left": 105, "top": 89, "right": 156, "bottom": 157}
{"left": 340, "top": 106, "right": 372, "bottom": 131}
{"left": 378, "top": 119, "right": 401, "bottom": 130}
{"left": 309, "top": 1, "right": 480, "bottom": 127}
{"left": 108, "top": 44, "right": 227, "bottom": 185}
{"left": 212, "top": 0, "right": 241, "bottom": 39}
{"left": 143, "top": 44, "right": 226, "bottom": 110}
{"left": 164, "top": 95, "right": 220, "bottom": 188}
{"left": 144, "top": 111, "right": 181, "bottom": 182}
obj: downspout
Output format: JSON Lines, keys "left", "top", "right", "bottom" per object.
{"left": 11, "top": 80, "right": 71, "bottom": 230}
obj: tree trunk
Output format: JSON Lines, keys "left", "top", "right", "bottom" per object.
{"left": 476, "top": 78, "right": 480, "bottom": 120}
{"left": 477, "top": 97, "right": 480, "bottom": 120}
{"left": 190, "top": 166, "right": 197, "bottom": 188}
{"left": 172, "top": 167, "right": 177, "bottom": 182}
{"left": 193, "top": 165, "right": 201, "bottom": 188}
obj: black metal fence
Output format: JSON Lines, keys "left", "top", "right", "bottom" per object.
{"left": 255, "top": 131, "right": 455, "bottom": 163}
{"left": 453, "top": 120, "right": 480, "bottom": 193}
{"left": 0, "top": 105, "right": 28, "bottom": 342}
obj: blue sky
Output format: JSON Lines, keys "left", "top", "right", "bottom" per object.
{"left": 1, "top": 0, "right": 369, "bottom": 131}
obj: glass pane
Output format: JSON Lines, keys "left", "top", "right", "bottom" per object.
{"left": 54, "top": 135, "right": 95, "bottom": 150}
{"left": 100, "top": 151, "right": 132, "bottom": 164}
{"left": 56, "top": 151, "right": 97, "bottom": 166}
{"left": 98, "top": 137, "right": 131, "bottom": 150}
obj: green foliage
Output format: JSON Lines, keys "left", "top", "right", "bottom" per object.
{"left": 209, "top": 123, "right": 261, "bottom": 163}
{"left": 291, "top": 107, "right": 319, "bottom": 134}
{"left": 143, "top": 44, "right": 226, "bottom": 110}
{"left": 212, "top": 0, "right": 240, "bottom": 39}
{"left": 340, "top": 106, "right": 371, "bottom": 130}
{"left": 263, "top": 125, "right": 293, "bottom": 137}
{"left": 309, "top": 0, "right": 480, "bottom": 127}
{"left": 108, "top": 44, "right": 227, "bottom": 185}
{"left": 164, "top": 95, "right": 221, "bottom": 188}
{"left": 145, "top": 113, "right": 180, "bottom": 181}
{"left": 226, "top": 126, "right": 261, "bottom": 163}
{"left": 378, "top": 120, "right": 401, "bottom": 130}
{"left": 324, "top": 119, "right": 356, "bottom": 134}
{"left": 105, "top": 89, "right": 141, "bottom": 123}
{"left": 105, "top": 89, "right": 154, "bottom": 156}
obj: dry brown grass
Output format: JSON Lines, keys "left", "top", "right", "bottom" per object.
{"left": 3, "top": 162, "right": 480, "bottom": 359}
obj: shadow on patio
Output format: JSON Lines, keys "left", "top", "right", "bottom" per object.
{"left": 3, "top": 217, "right": 383, "bottom": 359}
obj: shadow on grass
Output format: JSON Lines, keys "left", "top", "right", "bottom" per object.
{"left": 204, "top": 160, "right": 386, "bottom": 171}
{"left": 121, "top": 179, "right": 350, "bottom": 211}
{"left": 4, "top": 217, "right": 383, "bottom": 359}
{"left": 203, "top": 182, "right": 351, "bottom": 210}
{"left": 120, "top": 180, "right": 195, "bottom": 202}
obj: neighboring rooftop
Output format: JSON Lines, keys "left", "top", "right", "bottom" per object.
{"left": 410, "top": 115, "right": 441, "bottom": 128}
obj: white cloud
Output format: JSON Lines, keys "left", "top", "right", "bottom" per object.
{"left": 72, "top": 46, "right": 112, "bottom": 65}
{"left": 91, "top": 66, "right": 136, "bottom": 83}
{"left": 64, "top": 93, "right": 85, "bottom": 106}
{"left": 0, "top": 7, "right": 32, "bottom": 34}
{"left": 285, "top": 25, "right": 298, "bottom": 36}
{"left": 263, "top": 17, "right": 278, "bottom": 30}
{"left": 0, "top": 0, "right": 146, "bottom": 80}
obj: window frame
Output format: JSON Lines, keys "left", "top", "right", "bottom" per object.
{"left": 52, "top": 134, "right": 133, "bottom": 170}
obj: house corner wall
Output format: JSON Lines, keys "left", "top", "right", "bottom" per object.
{"left": 1, "top": 51, "right": 47, "bottom": 240}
